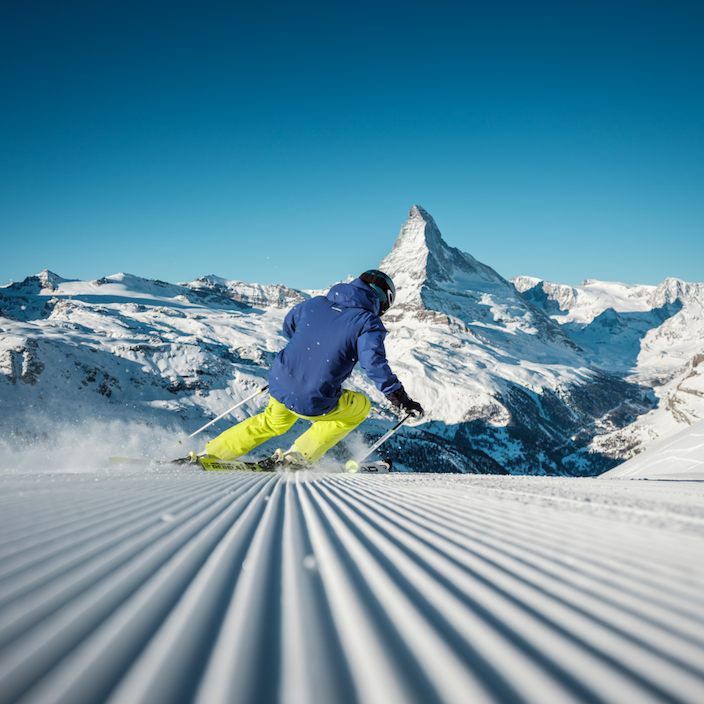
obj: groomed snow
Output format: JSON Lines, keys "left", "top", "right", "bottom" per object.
{"left": 0, "top": 469, "right": 702, "bottom": 703}
{"left": 605, "top": 420, "right": 704, "bottom": 480}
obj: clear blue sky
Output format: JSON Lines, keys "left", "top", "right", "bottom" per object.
{"left": 2, "top": 0, "right": 703, "bottom": 289}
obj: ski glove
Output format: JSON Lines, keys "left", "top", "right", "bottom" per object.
{"left": 386, "top": 387, "right": 424, "bottom": 417}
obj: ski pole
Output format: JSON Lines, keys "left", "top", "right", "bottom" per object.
{"left": 345, "top": 412, "right": 413, "bottom": 471}
{"left": 177, "top": 384, "right": 269, "bottom": 445}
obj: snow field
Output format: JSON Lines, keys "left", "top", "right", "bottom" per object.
{"left": 0, "top": 471, "right": 702, "bottom": 703}
{"left": 605, "top": 419, "right": 704, "bottom": 479}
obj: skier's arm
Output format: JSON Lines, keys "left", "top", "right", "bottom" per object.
{"left": 356, "top": 320, "right": 402, "bottom": 396}
{"left": 282, "top": 303, "right": 302, "bottom": 340}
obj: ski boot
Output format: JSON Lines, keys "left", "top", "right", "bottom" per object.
{"left": 170, "top": 451, "right": 202, "bottom": 465}
{"left": 258, "top": 449, "right": 311, "bottom": 472}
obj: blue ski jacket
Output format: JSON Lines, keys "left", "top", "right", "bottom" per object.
{"left": 268, "top": 277, "right": 402, "bottom": 416}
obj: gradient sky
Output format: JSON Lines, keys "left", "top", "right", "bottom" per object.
{"left": 2, "top": 0, "right": 703, "bottom": 290}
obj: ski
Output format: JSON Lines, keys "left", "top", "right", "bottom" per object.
{"left": 346, "top": 459, "right": 392, "bottom": 473}
{"left": 109, "top": 455, "right": 391, "bottom": 473}
{"left": 108, "top": 456, "right": 184, "bottom": 467}
{"left": 197, "top": 456, "right": 271, "bottom": 472}
{"left": 108, "top": 455, "right": 271, "bottom": 472}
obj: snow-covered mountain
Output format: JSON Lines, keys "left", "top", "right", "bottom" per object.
{"left": 603, "top": 419, "right": 704, "bottom": 479}
{"left": 513, "top": 275, "right": 704, "bottom": 458}
{"left": 0, "top": 271, "right": 290, "bottom": 431}
{"left": 0, "top": 205, "right": 698, "bottom": 474}
{"left": 364, "top": 207, "right": 654, "bottom": 473}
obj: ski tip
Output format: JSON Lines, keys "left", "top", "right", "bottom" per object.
{"left": 108, "top": 456, "right": 195, "bottom": 467}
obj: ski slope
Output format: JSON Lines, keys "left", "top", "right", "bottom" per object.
{"left": 605, "top": 420, "right": 704, "bottom": 480}
{"left": 0, "top": 470, "right": 703, "bottom": 703}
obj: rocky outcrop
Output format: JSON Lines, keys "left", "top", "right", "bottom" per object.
{"left": 0, "top": 338, "right": 45, "bottom": 385}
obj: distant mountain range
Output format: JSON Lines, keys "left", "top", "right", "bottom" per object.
{"left": 1, "top": 205, "right": 702, "bottom": 474}
{"left": 512, "top": 271, "right": 704, "bottom": 458}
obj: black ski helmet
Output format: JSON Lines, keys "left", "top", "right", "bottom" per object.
{"left": 360, "top": 269, "right": 396, "bottom": 314}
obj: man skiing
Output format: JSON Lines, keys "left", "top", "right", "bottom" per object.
{"left": 196, "top": 269, "right": 424, "bottom": 470}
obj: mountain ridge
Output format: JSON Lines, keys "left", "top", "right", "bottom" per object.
{"left": 1, "top": 207, "right": 701, "bottom": 473}
{"left": 511, "top": 272, "right": 704, "bottom": 459}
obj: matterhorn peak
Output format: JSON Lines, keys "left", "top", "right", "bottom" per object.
{"left": 379, "top": 205, "right": 505, "bottom": 311}
{"left": 388, "top": 204, "right": 445, "bottom": 261}
{"left": 408, "top": 204, "right": 440, "bottom": 235}
{"left": 409, "top": 203, "right": 429, "bottom": 219}
{"left": 377, "top": 205, "right": 581, "bottom": 361}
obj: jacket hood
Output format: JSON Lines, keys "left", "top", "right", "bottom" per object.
{"left": 326, "top": 278, "right": 381, "bottom": 315}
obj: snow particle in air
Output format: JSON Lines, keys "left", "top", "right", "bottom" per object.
{"left": 160, "top": 513, "right": 176, "bottom": 522}
{"left": 303, "top": 554, "right": 318, "bottom": 571}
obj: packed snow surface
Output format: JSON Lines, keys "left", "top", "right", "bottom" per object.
{"left": 0, "top": 468, "right": 702, "bottom": 703}
{"left": 605, "top": 420, "right": 704, "bottom": 480}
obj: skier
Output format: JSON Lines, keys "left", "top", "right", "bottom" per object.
{"left": 196, "top": 269, "right": 424, "bottom": 470}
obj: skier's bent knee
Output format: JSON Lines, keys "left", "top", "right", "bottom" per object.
{"left": 265, "top": 419, "right": 292, "bottom": 436}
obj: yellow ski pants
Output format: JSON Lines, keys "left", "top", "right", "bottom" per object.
{"left": 205, "top": 390, "right": 371, "bottom": 463}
